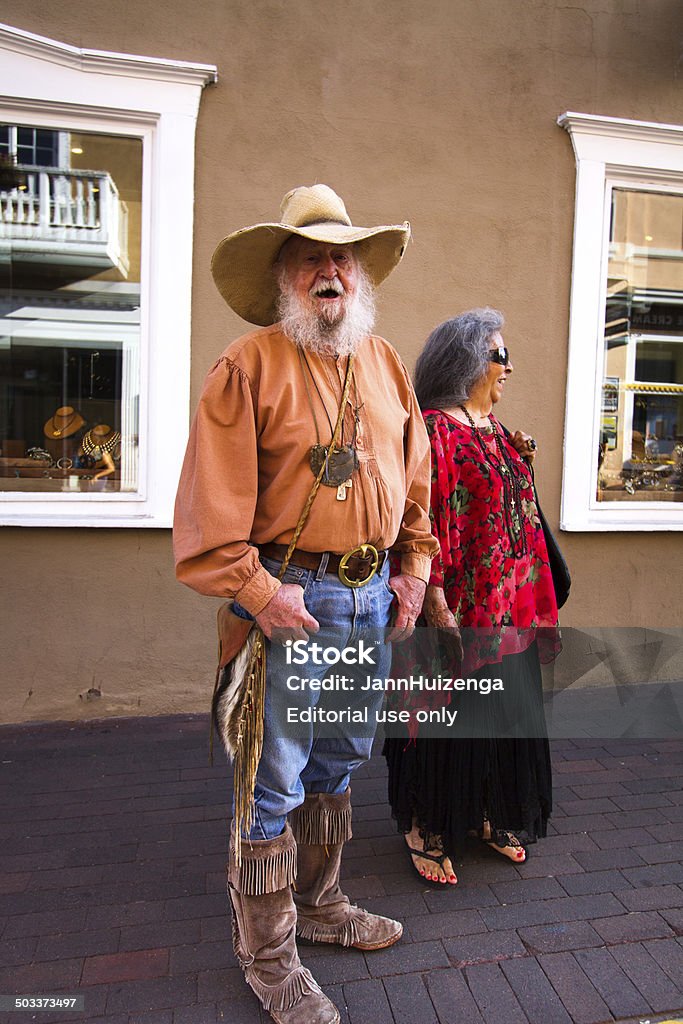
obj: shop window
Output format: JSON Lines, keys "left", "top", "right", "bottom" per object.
{"left": 597, "top": 188, "right": 683, "bottom": 503}
{"left": 559, "top": 113, "right": 683, "bottom": 531}
{"left": 0, "top": 23, "right": 216, "bottom": 526}
{"left": 1, "top": 125, "right": 142, "bottom": 496}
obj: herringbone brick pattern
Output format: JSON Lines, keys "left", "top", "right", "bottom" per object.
{"left": 0, "top": 716, "right": 682, "bottom": 1023}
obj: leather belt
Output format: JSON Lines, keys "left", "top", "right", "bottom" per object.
{"left": 259, "top": 542, "right": 388, "bottom": 587}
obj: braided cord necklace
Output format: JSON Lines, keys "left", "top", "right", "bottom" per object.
{"left": 460, "top": 405, "right": 528, "bottom": 557}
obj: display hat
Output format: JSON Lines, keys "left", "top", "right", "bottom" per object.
{"left": 210, "top": 184, "right": 411, "bottom": 326}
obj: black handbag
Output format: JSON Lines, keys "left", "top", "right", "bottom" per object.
{"left": 535, "top": 493, "right": 571, "bottom": 608}
{"left": 499, "top": 422, "right": 571, "bottom": 608}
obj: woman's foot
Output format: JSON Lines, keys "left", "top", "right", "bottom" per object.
{"left": 404, "top": 824, "right": 457, "bottom": 884}
{"left": 480, "top": 820, "right": 526, "bottom": 863}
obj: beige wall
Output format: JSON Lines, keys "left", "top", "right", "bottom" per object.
{"left": 1, "top": 0, "right": 682, "bottom": 722}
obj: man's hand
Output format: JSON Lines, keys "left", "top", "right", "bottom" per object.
{"left": 386, "top": 574, "right": 427, "bottom": 643}
{"left": 510, "top": 429, "right": 537, "bottom": 464}
{"left": 423, "top": 584, "right": 463, "bottom": 661}
{"left": 255, "top": 584, "right": 320, "bottom": 642}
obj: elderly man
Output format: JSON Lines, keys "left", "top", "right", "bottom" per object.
{"left": 174, "top": 184, "right": 438, "bottom": 1024}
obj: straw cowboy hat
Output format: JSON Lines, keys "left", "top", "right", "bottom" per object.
{"left": 211, "top": 184, "right": 411, "bottom": 326}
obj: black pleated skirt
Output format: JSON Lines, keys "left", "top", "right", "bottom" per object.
{"left": 382, "top": 641, "right": 552, "bottom": 857}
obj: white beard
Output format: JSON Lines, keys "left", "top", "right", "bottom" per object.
{"left": 277, "top": 267, "right": 376, "bottom": 356}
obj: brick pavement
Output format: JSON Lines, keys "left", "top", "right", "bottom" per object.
{"left": 0, "top": 716, "right": 682, "bottom": 1024}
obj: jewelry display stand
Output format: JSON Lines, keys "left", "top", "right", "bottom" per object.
{"left": 0, "top": 409, "right": 123, "bottom": 489}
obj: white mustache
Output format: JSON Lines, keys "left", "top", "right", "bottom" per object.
{"left": 310, "top": 279, "right": 344, "bottom": 297}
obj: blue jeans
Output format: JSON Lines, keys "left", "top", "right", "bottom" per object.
{"left": 234, "top": 554, "right": 395, "bottom": 840}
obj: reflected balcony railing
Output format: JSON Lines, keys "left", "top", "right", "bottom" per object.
{"left": 0, "top": 166, "right": 129, "bottom": 276}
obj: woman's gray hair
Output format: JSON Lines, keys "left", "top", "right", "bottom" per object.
{"left": 413, "top": 307, "right": 505, "bottom": 410}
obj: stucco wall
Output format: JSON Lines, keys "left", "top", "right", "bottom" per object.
{"left": 1, "top": 0, "right": 682, "bottom": 722}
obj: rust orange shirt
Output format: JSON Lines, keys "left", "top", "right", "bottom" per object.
{"left": 173, "top": 325, "right": 438, "bottom": 614}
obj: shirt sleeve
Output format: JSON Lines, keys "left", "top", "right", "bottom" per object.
{"left": 173, "top": 356, "right": 280, "bottom": 615}
{"left": 392, "top": 372, "right": 440, "bottom": 582}
{"left": 426, "top": 415, "right": 458, "bottom": 588}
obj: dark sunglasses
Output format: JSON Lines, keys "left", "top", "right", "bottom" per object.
{"left": 489, "top": 346, "right": 511, "bottom": 366}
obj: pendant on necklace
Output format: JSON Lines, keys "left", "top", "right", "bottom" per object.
{"left": 336, "top": 479, "right": 352, "bottom": 501}
{"left": 310, "top": 443, "right": 358, "bottom": 486}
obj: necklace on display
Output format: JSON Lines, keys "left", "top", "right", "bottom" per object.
{"left": 81, "top": 428, "right": 121, "bottom": 458}
{"left": 50, "top": 408, "right": 78, "bottom": 437}
{"left": 460, "top": 404, "right": 528, "bottom": 556}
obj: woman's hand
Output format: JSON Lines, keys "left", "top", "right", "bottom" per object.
{"left": 423, "top": 585, "right": 463, "bottom": 660}
{"left": 510, "top": 429, "right": 537, "bottom": 463}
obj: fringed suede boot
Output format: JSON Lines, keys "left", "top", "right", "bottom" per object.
{"left": 290, "top": 790, "right": 402, "bottom": 951}
{"left": 227, "top": 823, "right": 339, "bottom": 1024}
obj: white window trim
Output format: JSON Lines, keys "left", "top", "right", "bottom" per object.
{"left": 0, "top": 22, "right": 217, "bottom": 527}
{"left": 558, "top": 111, "right": 683, "bottom": 532}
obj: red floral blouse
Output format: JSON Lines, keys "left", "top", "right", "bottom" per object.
{"left": 424, "top": 410, "right": 560, "bottom": 670}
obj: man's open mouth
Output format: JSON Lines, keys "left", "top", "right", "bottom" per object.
{"left": 311, "top": 281, "right": 344, "bottom": 300}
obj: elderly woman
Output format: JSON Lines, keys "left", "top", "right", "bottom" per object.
{"left": 384, "top": 308, "right": 560, "bottom": 885}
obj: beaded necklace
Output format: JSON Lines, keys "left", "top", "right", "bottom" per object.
{"left": 81, "top": 429, "right": 121, "bottom": 458}
{"left": 460, "top": 405, "right": 528, "bottom": 556}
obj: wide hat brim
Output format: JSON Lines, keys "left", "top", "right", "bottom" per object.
{"left": 211, "top": 220, "right": 411, "bottom": 326}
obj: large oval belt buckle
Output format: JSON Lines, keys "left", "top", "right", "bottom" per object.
{"left": 338, "top": 543, "right": 380, "bottom": 589}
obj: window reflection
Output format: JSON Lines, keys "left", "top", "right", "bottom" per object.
{"left": 0, "top": 125, "right": 142, "bottom": 493}
{"left": 597, "top": 188, "right": 683, "bottom": 502}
